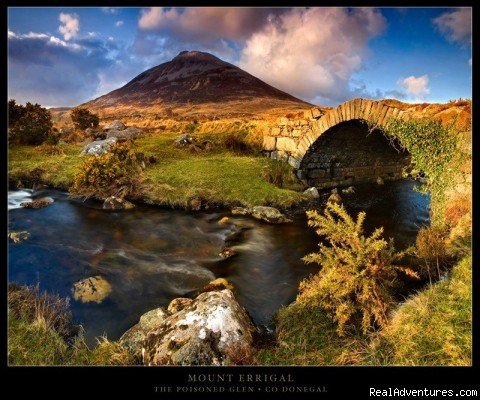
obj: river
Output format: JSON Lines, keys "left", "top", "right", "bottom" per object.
{"left": 8, "top": 179, "right": 429, "bottom": 344}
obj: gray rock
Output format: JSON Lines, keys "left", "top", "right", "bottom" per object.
{"left": 81, "top": 137, "right": 117, "bottom": 155}
{"left": 303, "top": 187, "right": 319, "bottom": 199}
{"left": 120, "top": 307, "right": 168, "bottom": 351}
{"left": 21, "top": 197, "right": 54, "bottom": 209}
{"left": 105, "top": 120, "right": 126, "bottom": 131}
{"left": 174, "top": 134, "right": 195, "bottom": 147}
{"left": 251, "top": 206, "right": 292, "bottom": 224}
{"left": 103, "top": 196, "right": 135, "bottom": 210}
{"left": 8, "top": 231, "right": 30, "bottom": 244}
{"left": 106, "top": 126, "right": 142, "bottom": 140}
{"left": 143, "top": 289, "right": 255, "bottom": 365}
{"left": 231, "top": 207, "right": 250, "bottom": 216}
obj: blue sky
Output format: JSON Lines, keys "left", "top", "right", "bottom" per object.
{"left": 8, "top": 7, "right": 472, "bottom": 107}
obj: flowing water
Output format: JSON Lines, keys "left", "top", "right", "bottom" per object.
{"left": 8, "top": 180, "right": 429, "bottom": 344}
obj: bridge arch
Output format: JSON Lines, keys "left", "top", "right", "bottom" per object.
{"left": 262, "top": 98, "right": 413, "bottom": 188}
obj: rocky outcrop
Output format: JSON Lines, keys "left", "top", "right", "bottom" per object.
{"left": 143, "top": 289, "right": 256, "bottom": 365}
{"left": 103, "top": 196, "right": 135, "bottom": 210}
{"left": 8, "top": 231, "right": 30, "bottom": 244}
{"left": 105, "top": 120, "right": 126, "bottom": 131}
{"left": 174, "top": 134, "right": 195, "bottom": 147}
{"left": 251, "top": 206, "right": 292, "bottom": 224}
{"left": 106, "top": 126, "right": 143, "bottom": 141}
{"left": 303, "top": 187, "right": 319, "bottom": 199}
{"left": 120, "top": 307, "right": 168, "bottom": 351}
{"left": 167, "top": 298, "right": 193, "bottom": 314}
{"left": 21, "top": 197, "right": 54, "bottom": 209}
{"left": 81, "top": 137, "right": 117, "bottom": 155}
{"left": 72, "top": 276, "right": 112, "bottom": 304}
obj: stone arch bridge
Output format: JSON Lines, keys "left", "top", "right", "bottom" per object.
{"left": 262, "top": 98, "right": 415, "bottom": 189}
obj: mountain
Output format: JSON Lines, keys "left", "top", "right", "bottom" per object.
{"left": 83, "top": 50, "right": 313, "bottom": 119}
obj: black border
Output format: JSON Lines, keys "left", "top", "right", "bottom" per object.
{"left": 3, "top": 2, "right": 478, "bottom": 398}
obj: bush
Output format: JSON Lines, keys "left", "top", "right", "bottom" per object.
{"left": 35, "top": 144, "right": 65, "bottom": 156}
{"left": 300, "top": 202, "right": 418, "bottom": 335}
{"left": 262, "top": 160, "right": 297, "bottom": 188}
{"left": 8, "top": 101, "right": 54, "bottom": 145}
{"left": 222, "top": 130, "right": 258, "bottom": 155}
{"left": 414, "top": 226, "right": 450, "bottom": 283}
{"left": 70, "top": 107, "right": 99, "bottom": 130}
{"left": 71, "top": 141, "right": 143, "bottom": 200}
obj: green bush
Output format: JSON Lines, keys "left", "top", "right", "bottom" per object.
{"left": 70, "top": 107, "right": 100, "bottom": 130}
{"left": 8, "top": 100, "right": 54, "bottom": 145}
{"left": 300, "top": 202, "right": 418, "bottom": 335}
{"left": 71, "top": 141, "right": 143, "bottom": 200}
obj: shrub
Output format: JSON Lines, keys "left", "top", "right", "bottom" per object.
{"left": 414, "top": 226, "right": 450, "bottom": 284}
{"left": 300, "top": 202, "right": 418, "bottom": 335}
{"left": 70, "top": 141, "right": 143, "bottom": 200}
{"left": 70, "top": 107, "right": 100, "bottom": 130}
{"left": 262, "top": 160, "right": 297, "bottom": 188}
{"left": 35, "top": 144, "right": 65, "bottom": 156}
{"left": 8, "top": 101, "right": 54, "bottom": 145}
{"left": 222, "top": 130, "right": 259, "bottom": 155}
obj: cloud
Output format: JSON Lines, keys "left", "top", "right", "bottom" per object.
{"left": 384, "top": 89, "right": 407, "bottom": 100}
{"left": 102, "top": 7, "right": 119, "bottom": 14}
{"left": 58, "top": 13, "right": 79, "bottom": 41}
{"left": 138, "top": 7, "right": 279, "bottom": 42}
{"left": 398, "top": 75, "right": 430, "bottom": 99}
{"left": 239, "top": 7, "right": 386, "bottom": 104}
{"left": 432, "top": 8, "right": 471, "bottom": 44}
{"left": 7, "top": 30, "right": 142, "bottom": 106}
{"left": 115, "top": 20, "right": 124, "bottom": 27}
{"left": 469, "top": 58, "right": 472, "bottom": 66}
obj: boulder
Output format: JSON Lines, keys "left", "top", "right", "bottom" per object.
{"left": 8, "top": 231, "right": 30, "bottom": 244}
{"left": 81, "top": 137, "right": 117, "bottom": 155}
{"left": 167, "top": 298, "right": 193, "bottom": 314}
{"left": 120, "top": 307, "right": 168, "bottom": 351}
{"left": 251, "top": 206, "right": 292, "bottom": 224}
{"left": 72, "top": 276, "right": 112, "bottom": 304}
{"left": 105, "top": 120, "right": 126, "bottom": 131}
{"left": 103, "top": 196, "right": 135, "bottom": 210}
{"left": 303, "top": 187, "right": 319, "bottom": 199}
{"left": 21, "top": 197, "right": 54, "bottom": 209}
{"left": 143, "top": 289, "right": 256, "bottom": 365}
{"left": 342, "top": 186, "right": 355, "bottom": 194}
{"left": 231, "top": 207, "right": 250, "bottom": 216}
{"left": 218, "top": 217, "right": 230, "bottom": 225}
{"left": 201, "top": 278, "right": 234, "bottom": 293}
{"left": 174, "top": 134, "right": 195, "bottom": 147}
{"left": 106, "top": 126, "right": 142, "bottom": 141}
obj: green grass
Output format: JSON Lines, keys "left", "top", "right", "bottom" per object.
{"left": 366, "top": 254, "right": 472, "bottom": 366}
{"left": 255, "top": 254, "right": 472, "bottom": 366}
{"left": 8, "top": 134, "right": 302, "bottom": 209}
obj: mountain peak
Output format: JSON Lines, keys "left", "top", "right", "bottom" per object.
{"left": 173, "top": 50, "right": 221, "bottom": 62}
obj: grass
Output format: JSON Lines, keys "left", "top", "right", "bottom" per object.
{"left": 255, "top": 254, "right": 471, "bottom": 366}
{"left": 8, "top": 284, "right": 139, "bottom": 366}
{"left": 8, "top": 133, "right": 303, "bottom": 209}
{"left": 365, "top": 254, "right": 472, "bottom": 366}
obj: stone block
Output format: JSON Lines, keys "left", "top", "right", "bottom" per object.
{"left": 276, "top": 137, "right": 298, "bottom": 153}
{"left": 303, "top": 110, "right": 313, "bottom": 120}
{"left": 288, "top": 156, "right": 301, "bottom": 169}
{"left": 277, "top": 117, "right": 289, "bottom": 126}
{"left": 308, "top": 169, "right": 327, "bottom": 179}
{"left": 263, "top": 136, "right": 277, "bottom": 151}
{"left": 311, "top": 107, "right": 322, "bottom": 119}
{"left": 291, "top": 129, "right": 302, "bottom": 137}
{"left": 270, "top": 127, "right": 281, "bottom": 136}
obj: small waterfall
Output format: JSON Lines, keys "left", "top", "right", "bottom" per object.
{"left": 8, "top": 189, "right": 33, "bottom": 210}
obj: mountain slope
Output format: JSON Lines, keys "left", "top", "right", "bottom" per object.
{"left": 83, "top": 50, "right": 313, "bottom": 119}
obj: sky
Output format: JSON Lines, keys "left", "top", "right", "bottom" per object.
{"left": 7, "top": 7, "right": 472, "bottom": 108}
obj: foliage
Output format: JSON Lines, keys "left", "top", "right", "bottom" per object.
{"left": 8, "top": 101, "right": 54, "bottom": 145}
{"left": 413, "top": 225, "right": 450, "bottom": 284}
{"left": 35, "top": 144, "right": 65, "bottom": 156}
{"left": 184, "top": 121, "right": 199, "bottom": 134}
{"left": 366, "top": 255, "right": 471, "bottom": 366}
{"left": 300, "top": 202, "right": 418, "bottom": 335}
{"left": 71, "top": 141, "right": 143, "bottom": 200}
{"left": 261, "top": 159, "right": 298, "bottom": 188}
{"left": 70, "top": 107, "right": 100, "bottom": 130}
{"left": 222, "top": 130, "right": 259, "bottom": 155}
{"left": 385, "top": 119, "right": 462, "bottom": 222}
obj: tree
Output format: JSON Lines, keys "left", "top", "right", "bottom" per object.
{"left": 9, "top": 101, "right": 54, "bottom": 145}
{"left": 300, "top": 202, "right": 418, "bottom": 335}
{"left": 70, "top": 107, "right": 100, "bottom": 130}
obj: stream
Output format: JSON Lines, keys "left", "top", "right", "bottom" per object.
{"left": 8, "top": 179, "right": 429, "bottom": 344}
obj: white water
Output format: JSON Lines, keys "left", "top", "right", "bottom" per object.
{"left": 8, "top": 190, "right": 33, "bottom": 210}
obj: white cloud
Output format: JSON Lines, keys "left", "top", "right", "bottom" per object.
{"left": 432, "top": 8, "right": 471, "bottom": 44}
{"left": 398, "top": 75, "right": 430, "bottom": 100}
{"left": 468, "top": 58, "right": 472, "bottom": 66}
{"left": 58, "top": 13, "right": 79, "bottom": 41}
{"left": 115, "top": 20, "right": 124, "bottom": 27}
{"left": 102, "top": 7, "right": 119, "bottom": 14}
{"left": 239, "top": 7, "right": 386, "bottom": 104}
